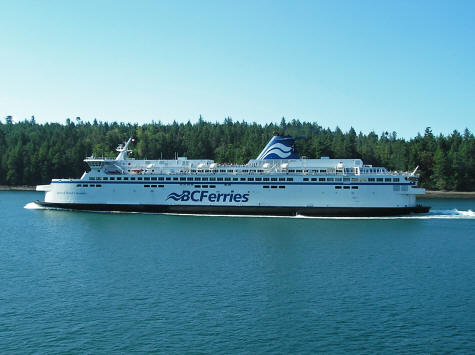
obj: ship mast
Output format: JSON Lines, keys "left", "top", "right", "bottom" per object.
{"left": 115, "top": 138, "right": 134, "bottom": 161}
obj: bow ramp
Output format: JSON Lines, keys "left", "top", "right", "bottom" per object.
{"left": 256, "top": 136, "right": 300, "bottom": 160}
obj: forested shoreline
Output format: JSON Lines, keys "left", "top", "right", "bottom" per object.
{"left": 1, "top": 116, "right": 474, "bottom": 191}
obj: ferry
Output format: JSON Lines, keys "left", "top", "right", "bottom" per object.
{"left": 35, "top": 136, "right": 430, "bottom": 216}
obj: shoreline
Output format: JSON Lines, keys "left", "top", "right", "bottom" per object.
{"left": 1, "top": 185, "right": 475, "bottom": 199}
{"left": 0, "top": 185, "right": 36, "bottom": 191}
{"left": 419, "top": 190, "right": 475, "bottom": 199}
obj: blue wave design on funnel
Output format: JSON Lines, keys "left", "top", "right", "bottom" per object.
{"left": 166, "top": 192, "right": 187, "bottom": 201}
{"left": 256, "top": 136, "right": 300, "bottom": 160}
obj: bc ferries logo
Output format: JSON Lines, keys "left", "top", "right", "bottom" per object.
{"left": 259, "top": 142, "right": 293, "bottom": 159}
{"left": 167, "top": 190, "right": 249, "bottom": 203}
{"left": 256, "top": 136, "right": 300, "bottom": 160}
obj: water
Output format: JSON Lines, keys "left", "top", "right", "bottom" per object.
{"left": 1, "top": 191, "right": 474, "bottom": 353}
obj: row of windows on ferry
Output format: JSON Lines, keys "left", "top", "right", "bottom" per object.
{"left": 119, "top": 167, "right": 385, "bottom": 174}
{"left": 78, "top": 184, "right": 407, "bottom": 192}
{"left": 89, "top": 176, "right": 401, "bottom": 183}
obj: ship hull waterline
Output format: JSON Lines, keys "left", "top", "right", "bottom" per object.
{"left": 34, "top": 201, "right": 431, "bottom": 217}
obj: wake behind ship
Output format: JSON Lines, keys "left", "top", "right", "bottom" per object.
{"left": 35, "top": 136, "right": 430, "bottom": 216}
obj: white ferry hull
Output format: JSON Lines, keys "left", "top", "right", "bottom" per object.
{"left": 37, "top": 180, "right": 429, "bottom": 216}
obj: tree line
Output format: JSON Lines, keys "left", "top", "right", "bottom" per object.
{"left": 1, "top": 116, "right": 474, "bottom": 191}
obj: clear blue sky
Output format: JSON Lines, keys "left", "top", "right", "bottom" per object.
{"left": 1, "top": 0, "right": 474, "bottom": 138}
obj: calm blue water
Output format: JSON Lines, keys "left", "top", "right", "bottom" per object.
{"left": 1, "top": 191, "right": 474, "bottom": 353}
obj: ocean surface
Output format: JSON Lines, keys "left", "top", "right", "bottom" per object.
{"left": 1, "top": 191, "right": 474, "bottom": 354}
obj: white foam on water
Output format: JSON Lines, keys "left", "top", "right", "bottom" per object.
{"left": 24, "top": 202, "right": 475, "bottom": 220}
{"left": 293, "top": 209, "right": 475, "bottom": 220}
{"left": 161, "top": 209, "right": 475, "bottom": 220}
{"left": 24, "top": 202, "right": 44, "bottom": 210}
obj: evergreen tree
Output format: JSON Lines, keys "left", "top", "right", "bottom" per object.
{"left": 0, "top": 118, "right": 472, "bottom": 191}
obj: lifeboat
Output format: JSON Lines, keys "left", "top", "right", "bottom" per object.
{"left": 130, "top": 168, "right": 143, "bottom": 174}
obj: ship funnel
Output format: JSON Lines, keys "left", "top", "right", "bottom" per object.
{"left": 256, "top": 136, "right": 300, "bottom": 160}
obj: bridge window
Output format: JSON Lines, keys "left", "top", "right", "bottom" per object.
{"left": 385, "top": 178, "right": 391, "bottom": 182}
{"left": 287, "top": 178, "right": 293, "bottom": 181}
{"left": 393, "top": 178, "right": 400, "bottom": 182}
{"left": 303, "top": 178, "right": 309, "bottom": 181}
{"left": 319, "top": 178, "right": 326, "bottom": 182}
{"left": 335, "top": 186, "right": 342, "bottom": 189}
{"left": 343, "top": 186, "right": 350, "bottom": 189}
{"left": 263, "top": 178, "right": 270, "bottom": 181}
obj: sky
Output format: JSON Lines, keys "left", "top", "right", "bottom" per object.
{"left": 1, "top": 0, "right": 474, "bottom": 138}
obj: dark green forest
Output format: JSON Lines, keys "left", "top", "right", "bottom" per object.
{"left": 1, "top": 116, "right": 474, "bottom": 191}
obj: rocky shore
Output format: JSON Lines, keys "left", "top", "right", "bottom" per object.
{"left": 0, "top": 185, "right": 36, "bottom": 191}
{"left": 419, "top": 190, "right": 475, "bottom": 199}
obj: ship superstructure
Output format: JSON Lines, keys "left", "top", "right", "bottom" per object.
{"left": 35, "top": 136, "right": 430, "bottom": 216}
